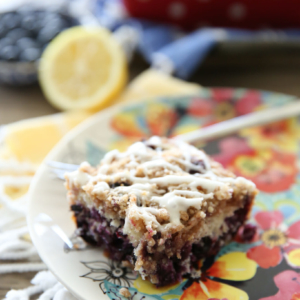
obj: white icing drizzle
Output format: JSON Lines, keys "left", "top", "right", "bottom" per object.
{"left": 172, "top": 138, "right": 210, "bottom": 171}
{"left": 92, "top": 182, "right": 110, "bottom": 196}
{"left": 66, "top": 136, "right": 256, "bottom": 229}
{"left": 125, "top": 160, "right": 139, "bottom": 168}
{"left": 108, "top": 171, "right": 148, "bottom": 183}
{"left": 171, "top": 157, "right": 206, "bottom": 172}
{"left": 124, "top": 142, "right": 151, "bottom": 161}
{"left": 66, "top": 169, "right": 90, "bottom": 186}
{"left": 195, "top": 171, "right": 256, "bottom": 188}
{"left": 147, "top": 136, "right": 162, "bottom": 147}
{"left": 172, "top": 190, "right": 212, "bottom": 198}
{"left": 151, "top": 175, "right": 226, "bottom": 193}
{"left": 137, "top": 207, "right": 161, "bottom": 228}
{"left": 152, "top": 191, "right": 205, "bottom": 224}
{"left": 98, "top": 165, "right": 110, "bottom": 174}
{"left": 141, "top": 159, "right": 182, "bottom": 173}
{"left": 222, "top": 176, "right": 256, "bottom": 188}
{"left": 115, "top": 183, "right": 153, "bottom": 194}
{"left": 102, "top": 149, "right": 120, "bottom": 164}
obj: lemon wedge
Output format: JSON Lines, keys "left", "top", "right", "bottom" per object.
{"left": 39, "top": 26, "right": 127, "bottom": 111}
{"left": 4, "top": 111, "right": 91, "bottom": 164}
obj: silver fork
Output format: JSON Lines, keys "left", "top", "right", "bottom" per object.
{"left": 47, "top": 161, "right": 79, "bottom": 180}
{"left": 47, "top": 100, "right": 300, "bottom": 179}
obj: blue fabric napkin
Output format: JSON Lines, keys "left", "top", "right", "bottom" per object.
{"left": 89, "top": 0, "right": 300, "bottom": 79}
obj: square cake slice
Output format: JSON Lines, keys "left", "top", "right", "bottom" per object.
{"left": 65, "top": 137, "right": 257, "bottom": 287}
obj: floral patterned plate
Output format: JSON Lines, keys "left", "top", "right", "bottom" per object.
{"left": 28, "top": 88, "right": 300, "bottom": 300}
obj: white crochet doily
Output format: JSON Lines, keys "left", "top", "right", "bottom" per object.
{"left": 0, "top": 133, "right": 77, "bottom": 299}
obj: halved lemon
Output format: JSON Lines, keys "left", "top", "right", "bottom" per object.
{"left": 39, "top": 26, "right": 127, "bottom": 111}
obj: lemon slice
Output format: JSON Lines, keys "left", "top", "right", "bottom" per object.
{"left": 4, "top": 111, "right": 91, "bottom": 164}
{"left": 39, "top": 26, "right": 127, "bottom": 111}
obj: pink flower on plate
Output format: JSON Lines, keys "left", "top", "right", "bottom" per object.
{"left": 235, "top": 90, "right": 262, "bottom": 115}
{"left": 212, "top": 136, "right": 254, "bottom": 167}
{"left": 211, "top": 88, "right": 234, "bottom": 103}
{"left": 187, "top": 98, "right": 214, "bottom": 117}
{"left": 247, "top": 211, "right": 300, "bottom": 269}
{"left": 260, "top": 270, "right": 300, "bottom": 300}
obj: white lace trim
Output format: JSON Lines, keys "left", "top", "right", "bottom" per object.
{"left": 0, "top": 157, "right": 78, "bottom": 299}
{"left": 6, "top": 271, "right": 77, "bottom": 300}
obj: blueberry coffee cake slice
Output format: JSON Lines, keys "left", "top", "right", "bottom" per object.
{"left": 65, "top": 137, "right": 257, "bottom": 287}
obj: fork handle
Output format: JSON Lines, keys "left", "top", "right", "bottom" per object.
{"left": 175, "top": 100, "right": 300, "bottom": 143}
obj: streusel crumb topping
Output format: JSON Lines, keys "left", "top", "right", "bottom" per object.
{"left": 65, "top": 136, "right": 256, "bottom": 238}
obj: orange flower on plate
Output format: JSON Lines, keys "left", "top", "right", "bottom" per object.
{"left": 180, "top": 252, "right": 256, "bottom": 300}
{"left": 145, "top": 103, "right": 178, "bottom": 136}
{"left": 240, "top": 118, "right": 300, "bottom": 152}
{"left": 111, "top": 102, "right": 179, "bottom": 142}
{"left": 111, "top": 109, "right": 147, "bottom": 138}
{"left": 229, "top": 149, "right": 297, "bottom": 193}
{"left": 291, "top": 292, "right": 300, "bottom": 300}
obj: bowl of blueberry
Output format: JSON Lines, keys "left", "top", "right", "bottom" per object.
{"left": 0, "top": 8, "right": 78, "bottom": 85}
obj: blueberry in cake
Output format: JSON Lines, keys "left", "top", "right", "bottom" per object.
{"left": 65, "top": 137, "right": 257, "bottom": 287}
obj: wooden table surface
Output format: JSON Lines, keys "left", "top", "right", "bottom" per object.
{"left": 1, "top": 45, "right": 300, "bottom": 298}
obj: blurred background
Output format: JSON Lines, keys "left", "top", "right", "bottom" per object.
{"left": 1, "top": 0, "right": 300, "bottom": 124}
